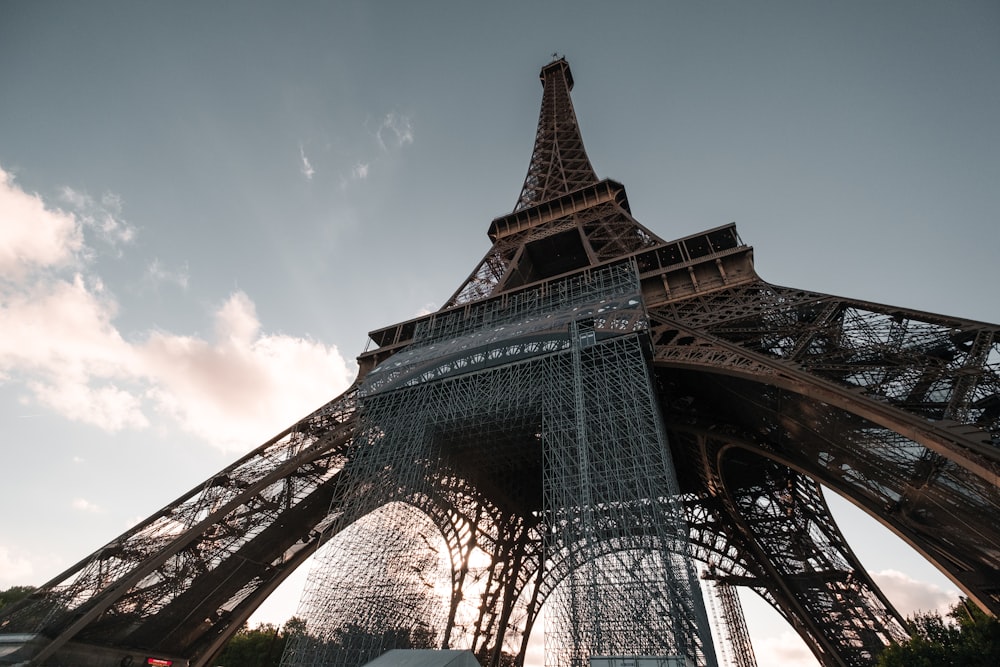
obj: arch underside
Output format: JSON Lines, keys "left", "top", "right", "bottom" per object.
{"left": 283, "top": 335, "right": 947, "bottom": 667}
{"left": 0, "top": 388, "right": 362, "bottom": 665}
{"left": 661, "top": 368, "right": 1000, "bottom": 607}
{"left": 648, "top": 280, "right": 1000, "bottom": 617}
{"left": 4, "top": 345, "right": 980, "bottom": 667}
{"left": 642, "top": 279, "right": 1000, "bottom": 666}
{"left": 286, "top": 329, "right": 713, "bottom": 667}
{"left": 665, "top": 415, "right": 909, "bottom": 667}
{"left": 4, "top": 278, "right": 997, "bottom": 667}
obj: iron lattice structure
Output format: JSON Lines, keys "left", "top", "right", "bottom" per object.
{"left": 704, "top": 570, "right": 757, "bottom": 667}
{"left": 1, "top": 58, "right": 998, "bottom": 667}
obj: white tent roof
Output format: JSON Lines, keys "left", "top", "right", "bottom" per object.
{"left": 362, "top": 649, "right": 483, "bottom": 667}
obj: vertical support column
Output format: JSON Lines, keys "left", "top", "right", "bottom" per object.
{"left": 542, "top": 332, "right": 718, "bottom": 667}
{"left": 570, "top": 319, "right": 601, "bottom": 652}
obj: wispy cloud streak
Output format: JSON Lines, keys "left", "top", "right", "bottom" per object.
{"left": 60, "top": 186, "right": 136, "bottom": 248}
{"left": 145, "top": 258, "right": 189, "bottom": 289}
{"left": 299, "top": 145, "right": 315, "bottom": 180}
{"left": 375, "top": 112, "right": 414, "bottom": 151}
{"left": 72, "top": 498, "right": 103, "bottom": 513}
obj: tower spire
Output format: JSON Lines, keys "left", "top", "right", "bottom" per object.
{"left": 514, "top": 57, "right": 599, "bottom": 211}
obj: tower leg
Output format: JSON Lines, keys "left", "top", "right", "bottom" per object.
{"left": 672, "top": 425, "right": 908, "bottom": 667}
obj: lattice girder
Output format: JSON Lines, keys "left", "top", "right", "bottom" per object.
{"left": 702, "top": 573, "right": 758, "bottom": 667}
{"left": 287, "top": 352, "right": 553, "bottom": 667}
{"left": 448, "top": 182, "right": 662, "bottom": 307}
{"left": 0, "top": 390, "right": 360, "bottom": 665}
{"left": 5, "top": 56, "right": 998, "bottom": 667}
{"left": 539, "top": 330, "right": 714, "bottom": 667}
{"left": 686, "top": 371, "right": 998, "bottom": 612}
{"left": 515, "top": 59, "right": 599, "bottom": 211}
{"left": 646, "top": 281, "right": 1000, "bottom": 614}
{"left": 666, "top": 426, "right": 907, "bottom": 667}
{"left": 653, "top": 281, "right": 1000, "bottom": 453}
{"left": 289, "top": 266, "right": 714, "bottom": 667}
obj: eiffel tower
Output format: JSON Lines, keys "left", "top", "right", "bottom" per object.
{"left": 2, "top": 58, "right": 998, "bottom": 667}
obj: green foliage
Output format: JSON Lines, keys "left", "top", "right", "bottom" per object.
{"left": 0, "top": 586, "right": 36, "bottom": 612}
{"left": 215, "top": 616, "right": 434, "bottom": 667}
{"left": 877, "top": 598, "right": 1000, "bottom": 667}
{"left": 214, "top": 617, "right": 305, "bottom": 667}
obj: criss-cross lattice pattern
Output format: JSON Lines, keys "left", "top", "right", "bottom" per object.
{"left": 4, "top": 57, "right": 998, "bottom": 667}
{"left": 281, "top": 268, "right": 715, "bottom": 667}
{"left": 541, "top": 330, "right": 713, "bottom": 667}
{"left": 0, "top": 391, "right": 359, "bottom": 663}
{"left": 447, "top": 188, "right": 661, "bottom": 307}
{"left": 703, "top": 572, "right": 758, "bottom": 667}
{"left": 653, "top": 282, "right": 999, "bottom": 440}
{"left": 515, "top": 59, "right": 599, "bottom": 212}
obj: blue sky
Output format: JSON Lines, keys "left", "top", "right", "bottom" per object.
{"left": 1, "top": 2, "right": 997, "bottom": 665}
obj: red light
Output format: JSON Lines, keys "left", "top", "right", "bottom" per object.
{"left": 145, "top": 659, "right": 173, "bottom": 666}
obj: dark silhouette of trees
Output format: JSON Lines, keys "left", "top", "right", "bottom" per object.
{"left": 241, "top": 616, "right": 439, "bottom": 667}
{"left": 214, "top": 617, "right": 305, "bottom": 667}
{"left": 313, "top": 620, "right": 437, "bottom": 666}
{"left": 877, "top": 598, "right": 1000, "bottom": 666}
{"left": 0, "top": 586, "right": 35, "bottom": 612}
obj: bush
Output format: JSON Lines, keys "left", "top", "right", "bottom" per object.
{"left": 877, "top": 598, "right": 1000, "bottom": 667}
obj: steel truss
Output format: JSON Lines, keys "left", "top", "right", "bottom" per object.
{"left": 0, "top": 390, "right": 360, "bottom": 664}
{"left": 515, "top": 58, "right": 598, "bottom": 212}
{"left": 282, "top": 265, "right": 714, "bottom": 667}
{"left": 3, "top": 57, "right": 997, "bottom": 667}
{"left": 703, "top": 571, "right": 757, "bottom": 667}
{"left": 650, "top": 282, "right": 1000, "bottom": 615}
{"left": 674, "top": 428, "right": 908, "bottom": 666}
{"left": 540, "top": 329, "right": 713, "bottom": 667}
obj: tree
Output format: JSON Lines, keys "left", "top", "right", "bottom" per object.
{"left": 214, "top": 617, "right": 305, "bottom": 667}
{"left": 278, "top": 618, "right": 440, "bottom": 667}
{"left": 0, "top": 586, "right": 35, "bottom": 612}
{"left": 877, "top": 598, "right": 1000, "bottom": 667}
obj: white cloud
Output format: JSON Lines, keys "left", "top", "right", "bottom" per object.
{"left": 334, "top": 112, "right": 413, "bottom": 189}
{"left": 0, "top": 165, "right": 355, "bottom": 451}
{"left": 140, "top": 292, "right": 354, "bottom": 449}
{"left": 339, "top": 162, "right": 371, "bottom": 190}
{"left": 413, "top": 302, "right": 437, "bottom": 318}
{"left": 145, "top": 258, "right": 189, "bottom": 289}
{"left": 59, "top": 185, "right": 135, "bottom": 247}
{"left": 58, "top": 184, "right": 89, "bottom": 210}
{"left": 873, "top": 569, "right": 959, "bottom": 617}
{"left": 299, "top": 145, "right": 315, "bottom": 180}
{"left": 71, "top": 497, "right": 103, "bottom": 513}
{"left": 0, "top": 544, "right": 64, "bottom": 589}
{"left": 0, "top": 544, "right": 37, "bottom": 588}
{"left": 32, "top": 379, "right": 149, "bottom": 431}
{"left": 0, "top": 273, "right": 127, "bottom": 372}
{"left": 375, "top": 112, "right": 414, "bottom": 151}
{"left": 753, "top": 629, "right": 816, "bottom": 666}
{"left": 0, "top": 167, "right": 82, "bottom": 278}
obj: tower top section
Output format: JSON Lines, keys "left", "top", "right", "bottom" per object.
{"left": 541, "top": 57, "right": 574, "bottom": 89}
{"left": 514, "top": 58, "right": 599, "bottom": 212}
